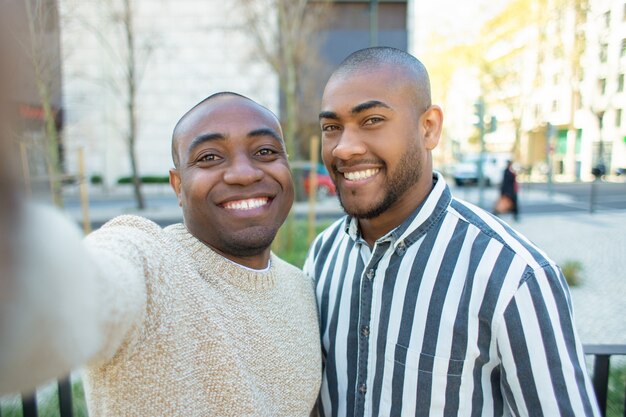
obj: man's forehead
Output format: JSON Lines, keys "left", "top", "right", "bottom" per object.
{"left": 178, "top": 98, "right": 280, "bottom": 138}
{"left": 322, "top": 65, "right": 420, "bottom": 111}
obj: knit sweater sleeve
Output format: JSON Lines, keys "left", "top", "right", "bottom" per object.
{"left": 0, "top": 204, "right": 149, "bottom": 395}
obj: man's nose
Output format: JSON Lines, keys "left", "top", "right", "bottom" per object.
{"left": 330, "top": 127, "right": 367, "bottom": 160}
{"left": 223, "top": 154, "right": 264, "bottom": 185}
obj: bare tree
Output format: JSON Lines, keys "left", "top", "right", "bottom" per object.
{"left": 118, "top": 0, "right": 145, "bottom": 210}
{"left": 83, "top": 0, "right": 152, "bottom": 209}
{"left": 238, "top": 0, "right": 331, "bottom": 160}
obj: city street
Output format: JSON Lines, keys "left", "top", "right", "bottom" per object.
{"left": 63, "top": 177, "right": 626, "bottom": 228}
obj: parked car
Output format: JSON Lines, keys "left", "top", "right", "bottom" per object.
{"left": 452, "top": 153, "right": 510, "bottom": 187}
{"left": 290, "top": 161, "right": 337, "bottom": 200}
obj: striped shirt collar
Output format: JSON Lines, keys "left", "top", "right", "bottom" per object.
{"left": 344, "top": 171, "right": 452, "bottom": 251}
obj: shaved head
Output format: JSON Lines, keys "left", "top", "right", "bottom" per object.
{"left": 329, "top": 47, "right": 432, "bottom": 112}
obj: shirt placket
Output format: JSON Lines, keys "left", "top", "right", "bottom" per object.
{"left": 354, "top": 240, "right": 391, "bottom": 417}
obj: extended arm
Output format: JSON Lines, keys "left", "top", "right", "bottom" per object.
{"left": 0, "top": 204, "right": 147, "bottom": 395}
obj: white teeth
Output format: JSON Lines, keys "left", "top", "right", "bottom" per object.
{"left": 224, "top": 198, "right": 269, "bottom": 210}
{"left": 344, "top": 168, "right": 380, "bottom": 181}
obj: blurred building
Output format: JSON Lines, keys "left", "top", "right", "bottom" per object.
{"left": 430, "top": 0, "right": 626, "bottom": 181}
{"left": 299, "top": 0, "right": 408, "bottom": 146}
{"left": 582, "top": 0, "right": 626, "bottom": 177}
{"left": 58, "top": 0, "right": 409, "bottom": 189}
{"left": 59, "top": 0, "right": 280, "bottom": 189}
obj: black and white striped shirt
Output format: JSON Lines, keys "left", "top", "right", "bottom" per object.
{"left": 304, "top": 172, "right": 599, "bottom": 417}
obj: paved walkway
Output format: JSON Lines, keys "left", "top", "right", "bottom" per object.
{"left": 510, "top": 210, "right": 626, "bottom": 345}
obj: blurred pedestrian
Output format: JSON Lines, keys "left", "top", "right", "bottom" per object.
{"left": 495, "top": 159, "right": 519, "bottom": 221}
{"left": 305, "top": 46, "right": 599, "bottom": 416}
{"left": 0, "top": 93, "right": 321, "bottom": 416}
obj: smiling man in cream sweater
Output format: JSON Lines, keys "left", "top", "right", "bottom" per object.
{"left": 0, "top": 92, "right": 321, "bottom": 417}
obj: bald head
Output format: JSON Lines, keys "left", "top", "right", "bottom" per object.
{"left": 171, "top": 92, "right": 281, "bottom": 168}
{"left": 328, "top": 47, "right": 432, "bottom": 111}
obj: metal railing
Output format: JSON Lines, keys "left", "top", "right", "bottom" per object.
{"left": 2, "top": 377, "right": 73, "bottom": 417}
{"left": 3, "top": 344, "right": 626, "bottom": 416}
{"left": 585, "top": 344, "right": 626, "bottom": 417}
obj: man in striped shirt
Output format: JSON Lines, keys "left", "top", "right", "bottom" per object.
{"left": 304, "top": 47, "right": 600, "bottom": 416}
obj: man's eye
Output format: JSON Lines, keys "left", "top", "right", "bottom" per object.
{"left": 363, "top": 117, "right": 383, "bottom": 125}
{"left": 321, "top": 124, "right": 340, "bottom": 132}
{"left": 256, "top": 148, "right": 277, "bottom": 156}
{"left": 198, "top": 154, "right": 219, "bottom": 162}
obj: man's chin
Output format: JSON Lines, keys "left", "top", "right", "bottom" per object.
{"left": 339, "top": 198, "right": 385, "bottom": 220}
{"left": 221, "top": 227, "right": 278, "bottom": 257}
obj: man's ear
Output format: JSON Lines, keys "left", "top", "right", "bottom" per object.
{"left": 169, "top": 168, "right": 182, "bottom": 207}
{"left": 421, "top": 105, "right": 443, "bottom": 151}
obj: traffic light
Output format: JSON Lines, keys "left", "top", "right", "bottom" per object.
{"left": 474, "top": 99, "right": 485, "bottom": 129}
{"left": 489, "top": 115, "right": 497, "bottom": 132}
{"left": 474, "top": 99, "right": 496, "bottom": 132}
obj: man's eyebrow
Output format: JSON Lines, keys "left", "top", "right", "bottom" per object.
{"left": 351, "top": 100, "right": 391, "bottom": 115}
{"left": 319, "top": 110, "right": 339, "bottom": 121}
{"left": 318, "top": 101, "right": 392, "bottom": 121}
{"left": 187, "top": 132, "right": 225, "bottom": 155}
{"left": 248, "top": 128, "right": 284, "bottom": 144}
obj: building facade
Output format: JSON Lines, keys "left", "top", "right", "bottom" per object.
{"left": 413, "top": 0, "right": 626, "bottom": 181}
{"left": 59, "top": 0, "right": 410, "bottom": 189}
{"left": 60, "top": 0, "right": 279, "bottom": 188}
{"left": 582, "top": 0, "right": 626, "bottom": 176}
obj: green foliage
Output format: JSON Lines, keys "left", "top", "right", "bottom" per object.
{"left": 561, "top": 259, "right": 583, "bottom": 287}
{"left": 72, "top": 380, "right": 89, "bottom": 417}
{"left": 117, "top": 175, "right": 170, "bottom": 184}
{"left": 273, "top": 218, "right": 335, "bottom": 268}
{"left": 90, "top": 175, "right": 103, "bottom": 185}
{"left": 607, "top": 361, "right": 626, "bottom": 417}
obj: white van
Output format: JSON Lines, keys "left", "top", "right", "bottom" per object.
{"left": 452, "top": 153, "right": 510, "bottom": 187}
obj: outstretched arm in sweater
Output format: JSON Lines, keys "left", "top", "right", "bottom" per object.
{"left": 0, "top": 204, "right": 147, "bottom": 395}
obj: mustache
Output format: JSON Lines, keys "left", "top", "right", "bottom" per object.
{"left": 332, "top": 159, "right": 383, "bottom": 171}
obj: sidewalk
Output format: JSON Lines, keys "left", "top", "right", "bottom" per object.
{"left": 64, "top": 185, "right": 625, "bottom": 345}
{"left": 511, "top": 210, "right": 626, "bottom": 345}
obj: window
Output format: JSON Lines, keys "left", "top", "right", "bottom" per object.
{"left": 616, "top": 109, "right": 622, "bottom": 127}
{"left": 619, "top": 73, "right": 625, "bottom": 92}
{"left": 605, "top": 10, "right": 611, "bottom": 27}
{"left": 600, "top": 43, "right": 608, "bottom": 62}
{"left": 600, "top": 78, "right": 607, "bottom": 95}
{"left": 621, "top": 39, "right": 626, "bottom": 57}
{"left": 623, "top": 3, "right": 626, "bottom": 20}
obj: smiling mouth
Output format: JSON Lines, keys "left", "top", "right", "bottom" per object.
{"left": 343, "top": 168, "right": 380, "bottom": 181}
{"left": 222, "top": 197, "right": 270, "bottom": 210}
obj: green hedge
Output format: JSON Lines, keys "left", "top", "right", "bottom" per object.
{"left": 116, "top": 175, "right": 170, "bottom": 185}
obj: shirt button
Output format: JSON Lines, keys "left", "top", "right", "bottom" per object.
{"left": 361, "top": 325, "right": 370, "bottom": 337}
{"left": 396, "top": 240, "right": 406, "bottom": 256}
{"left": 359, "top": 383, "right": 367, "bottom": 394}
{"left": 366, "top": 269, "right": 375, "bottom": 280}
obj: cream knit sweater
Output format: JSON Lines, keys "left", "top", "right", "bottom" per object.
{"left": 0, "top": 208, "right": 321, "bottom": 416}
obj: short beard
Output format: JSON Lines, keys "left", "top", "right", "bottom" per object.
{"left": 216, "top": 226, "right": 278, "bottom": 258}
{"left": 338, "top": 150, "right": 423, "bottom": 219}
